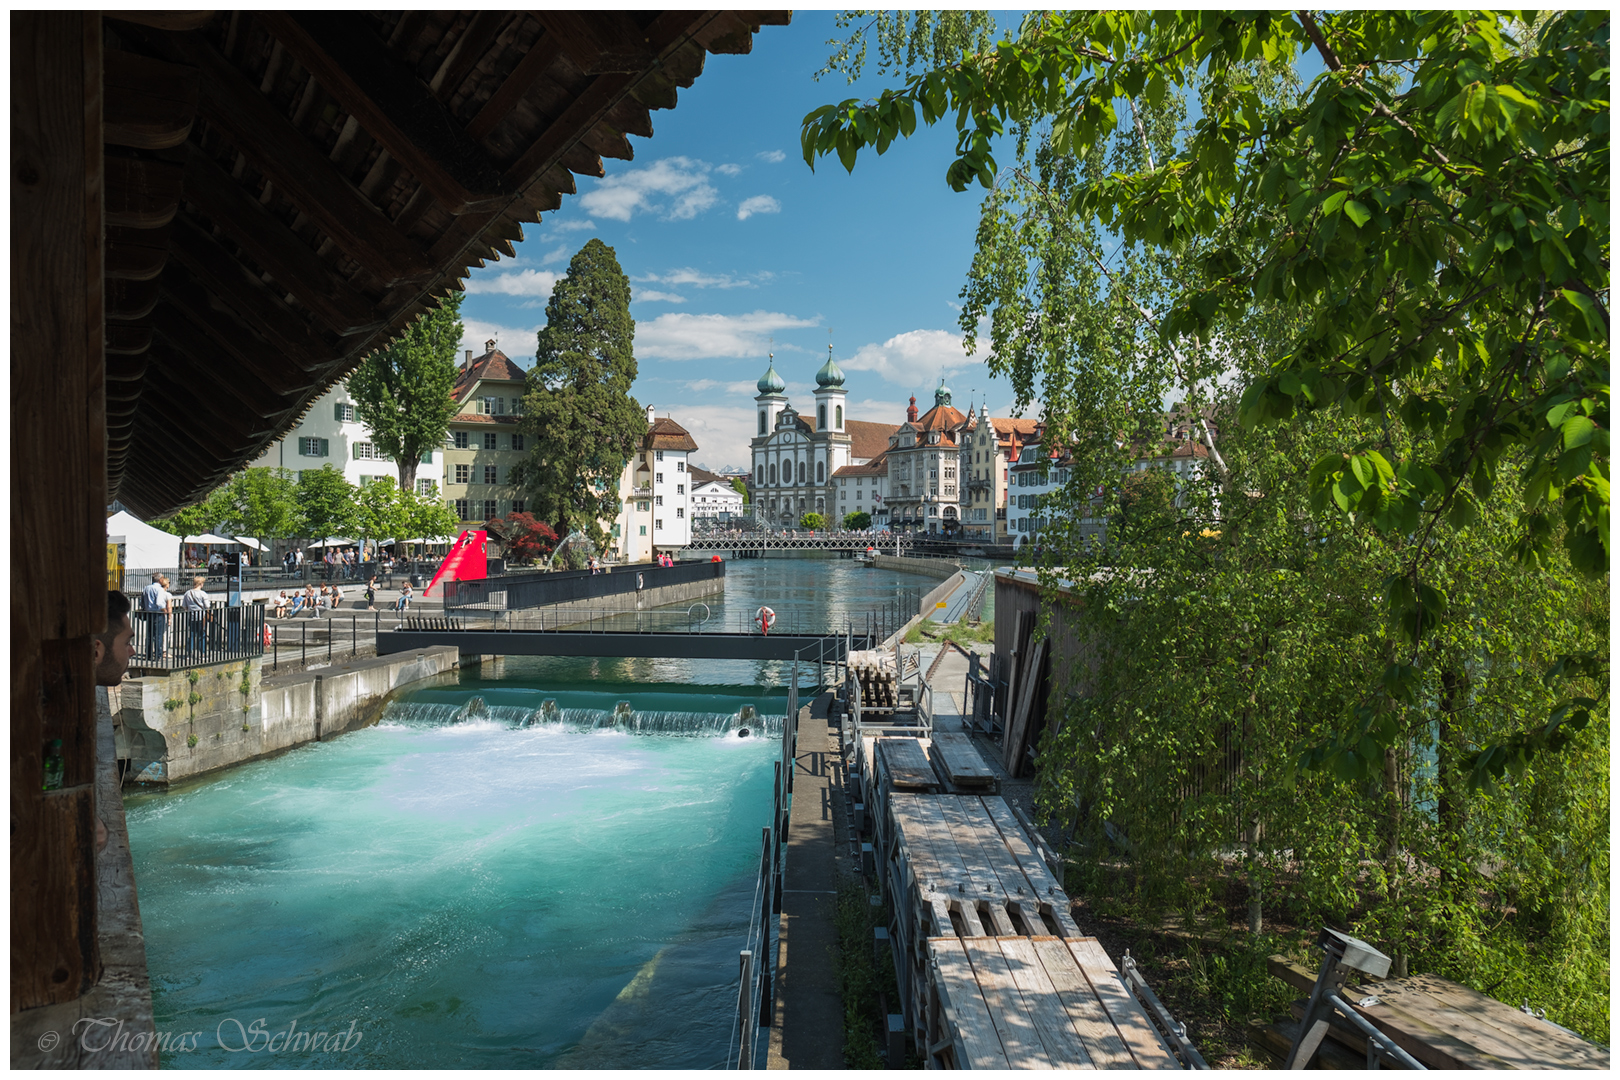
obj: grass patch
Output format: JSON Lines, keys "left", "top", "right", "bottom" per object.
{"left": 833, "top": 877, "right": 897, "bottom": 1069}
{"left": 904, "top": 619, "right": 994, "bottom": 646}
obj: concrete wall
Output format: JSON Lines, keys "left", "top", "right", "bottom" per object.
{"left": 881, "top": 570, "right": 965, "bottom": 648}
{"left": 872, "top": 552, "right": 960, "bottom": 579}
{"left": 115, "top": 646, "right": 459, "bottom": 784}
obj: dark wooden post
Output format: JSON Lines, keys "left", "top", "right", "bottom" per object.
{"left": 11, "top": 10, "right": 107, "bottom": 1009}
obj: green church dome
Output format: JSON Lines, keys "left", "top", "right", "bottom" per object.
{"left": 815, "top": 348, "right": 846, "bottom": 389}
{"left": 756, "top": 357, "right": 786, "bottom": 395}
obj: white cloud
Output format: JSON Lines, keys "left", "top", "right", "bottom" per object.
{"left": 637, "top": 267, "right": 767, "bottom": 290}
{"left": 545, "top": 218, "right": 598, "bottom": 233}
{"left": 459, "top": 319, "right": 541, "bottom": 363}
{"left": 736, "top": 194, "right": 781, "bottom": 221}
{"left": 462, "top": 268, "right": 559, "bottom": 298}
{"left": 579, "top": 156, "right": 719, "bottom": 222}
{"left": 841, "top": 328, "right": 989, "bottom": 388}
{"left": 756, "top": 149, "right": 787, "bottom": 164}
{"left": 538, "top": 243, "right": 570, "bottom": 265}
{"left": 636, "top": 310, "right": 819, "bottom": 361}
{"left": 715, "top": 163, "right": 743, "bottom": 176}
{"left": 680, "top": 378, "right": 760, "bottom": 396}
{"left": 634, "top": 289, "right": 687, "bottom": 304}
{"left": 650, "top": 402, "right": 759, "bottom": 471}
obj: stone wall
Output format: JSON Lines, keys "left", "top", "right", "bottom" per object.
{"left": 871, "top": 552, "right": 960, "bottom": 579}
{"left": 115, "top": 646, "right": 459, "bottom": 785}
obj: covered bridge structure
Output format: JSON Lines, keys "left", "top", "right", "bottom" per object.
{"left": 12, "top": 9, "right": 788, "bottom": 1063}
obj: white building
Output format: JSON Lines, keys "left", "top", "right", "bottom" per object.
{"left": 831, "top": 455, "right": 888, "bottom": 528}
{"left": 1008, "top": 442, "right": 1072, "bottom": 548}
{"left": 689, "top": 467, "right": 744, "bottom": 521}
{"left": 247, "top": 379, "right": 435, "bottom": 488}
{"left": 614, "top": 406, "right": 698, "bottom": 557}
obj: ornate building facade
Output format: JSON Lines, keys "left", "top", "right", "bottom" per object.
{"left": 748, "top": 349, "right": 896, "bottom": 527}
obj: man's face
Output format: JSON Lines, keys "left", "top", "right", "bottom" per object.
{"left": 93, "top": 615, "right": 136, "bottom": 686}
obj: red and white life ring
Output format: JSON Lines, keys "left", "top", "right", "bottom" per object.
{"left": 755, "top": 606, "right": 777, "bottom": 636}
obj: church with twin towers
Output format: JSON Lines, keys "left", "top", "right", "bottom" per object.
{"left": 747, "top": 347, "right": 898, "bottom": 528}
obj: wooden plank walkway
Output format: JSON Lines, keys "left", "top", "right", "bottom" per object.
{"left": 858, "top": 729, "right": 1182, "bottom": 1069}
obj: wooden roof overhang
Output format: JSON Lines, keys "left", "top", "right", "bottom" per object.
{"left": 100, "top": 9, "right": 790, "bottom": 518}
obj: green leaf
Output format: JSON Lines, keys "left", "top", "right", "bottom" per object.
{"left": 1343, "top": 199, "right": 1372, "bottom": 227}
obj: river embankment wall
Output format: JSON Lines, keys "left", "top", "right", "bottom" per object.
{"left": 871, "top": 553, "right": 960, "bottom": 579}
{"left": 114, "top": 646, "right": 459, "bottom": 785}
{"left": 881, "top": 571, "right": 966, "bottom": 648}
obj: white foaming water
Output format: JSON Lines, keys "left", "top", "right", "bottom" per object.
{"left": 125, "top": 701, "right": 776, "bottom": 1069}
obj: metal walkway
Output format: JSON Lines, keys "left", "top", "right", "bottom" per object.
{"left": 376, "top": 627, "right": 875, "bottom": 661}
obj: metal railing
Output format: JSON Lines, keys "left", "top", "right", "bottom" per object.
{"left": 445, "top": 559, "right": 723, "bottom": 611}
{"left": 129, "top": 604, "right": 266, "bottom": 671}
{"left": 730, "top": 662, "right": 809, "bottom": 1068}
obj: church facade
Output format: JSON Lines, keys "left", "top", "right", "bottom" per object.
{"left": 748, "top": 349, "right": 897, "bottom": 527}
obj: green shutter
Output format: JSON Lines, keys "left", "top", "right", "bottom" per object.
{"left": 420, "top": 450, "right": 433, "bottom": 464}
{"left": 320, "top": 438, "right": 330, "bottom": 457}
{"left": 353, "top": 443, "right": 363, "bottom": 460}
{"left": 335, "top": 403, "right": 344, "bottom": 421}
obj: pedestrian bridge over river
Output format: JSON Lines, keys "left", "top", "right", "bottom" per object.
{"left": 687, "top": 532, "right": 913, "bottom": 554}
{"left": 376, "top": 606, "right": 904, "bottom": 663}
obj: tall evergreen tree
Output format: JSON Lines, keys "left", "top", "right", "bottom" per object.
{"left": 513, "top": 239, "right": 647, "bottom": 543}
{"left": 349, "top": 291, "right": 465, "bottom": 493}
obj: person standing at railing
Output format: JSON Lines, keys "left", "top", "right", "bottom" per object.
{"left": 139, "top": 573, "right": 172, "bottom": 662}
{"left": 181, "top": 575, "right": 211, "bottom": 657}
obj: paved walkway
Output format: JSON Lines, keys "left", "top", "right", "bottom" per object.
{"left": 766, "top": 692, "right": 845, "bottom": 1070}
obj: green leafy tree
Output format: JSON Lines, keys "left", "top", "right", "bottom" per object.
{"left": 349, "top": 291, "right": 464, "bottom": 493}
{"left": 815, "top": 10, "right": 999, "bottom": 83}
{"left": 843, "top": 510, "right": 872, "bottom": 530}
{"left": 295, "top": 466, "right": 357, "bottom": 541}
{"left": 802, "top": 8, "right": 1610, "bottom": 781}
{"left": 730, "top": 477, "right": 749, "bottom": 499}
{"left": 513, "top": 239, "right": 647, "bottom": 545}
{"left": 400, "top": 488, "right": 459, "bottom": 554}
{"left": 799, "top": 511, "right": 826, "bottom": 530}
{"left": 352, "top": 477, "right": 406, "bottom": 550}
{"left": 223, "top": 468, "right": 301, "bottom": 547}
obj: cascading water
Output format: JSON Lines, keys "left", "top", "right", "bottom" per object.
{"left": 125, "top": 557, "right": 939, "bottom": 1069}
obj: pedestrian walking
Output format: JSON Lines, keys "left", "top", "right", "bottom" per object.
{"left": 181, "top": 575, "right": 211, "bottom": 656}
{"left": 139, "top": 573, "right": 172, "bottom": 661}
{"left": 364, "top": 575, "right": 378, "bottom": 609}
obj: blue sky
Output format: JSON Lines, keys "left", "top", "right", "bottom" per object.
{"left": 457, "top": 12, "right": 1024, "bottom": 471}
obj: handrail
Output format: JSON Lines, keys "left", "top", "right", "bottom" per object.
{"left": 1120, "top": 953, "right": 1209, "bottom": 1069}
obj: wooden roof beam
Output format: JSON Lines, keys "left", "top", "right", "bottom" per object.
{"left": 429, "top": 11, "right": 510, "bottom": 100}
{"left": 259, "top": 12, "right": 507, "bottom": 215}
{"left": 182, "top": 145, "right": 383, "bottom": 335}
{"left": 165, "top": 29, "right": 433, "bottom": 285}
{"left": 149, "top": 310, "right": 297, "bottom": 417}
{"left": 500, "top": 13, "right": 719, "bottom": 191}
{"left": 465, "top": 32, "right": 565, "bottom": 143}
{"left": 166, "top": 218, "right": 332, "bottom": 371}
{"left": 157, "top": 264, "right": 327, "bottom": 396}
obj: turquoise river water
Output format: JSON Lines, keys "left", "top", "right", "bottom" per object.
{"left": 125, "top": 556, "right": 937, "bottom": 1069}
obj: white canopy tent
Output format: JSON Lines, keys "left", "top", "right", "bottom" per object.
{"left": 304, "top": 537, "right": 356, "bottom": 549}
{"left": 234, "top": 536, "right": 265, "bottom": 551}
{"left": 106, "top": 510, "right": 186, "bottom": 575}
{"left": 183, "top": 532, "right": 235, "bottom": 545}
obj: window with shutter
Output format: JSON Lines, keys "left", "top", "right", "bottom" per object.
{"left": 484, "top": 465, "right": 498, "bottom": 484}
{"left": 454, "top": 432, "right": 469, "bottom": 449}
{"left": 483, "top": 433, "right": 497, "bottom": 450}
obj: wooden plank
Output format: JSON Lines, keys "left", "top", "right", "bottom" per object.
{"left": 878, "top": 737, "right": 939, "bottom": 791}
{"left": 980, "top": 796, "right": 1070, "bottom": 906}
{"left": 1379, "top": 974, "right": 1609, "bottom": 1069}
{"left": 935, "top": 796, "right": 1017, "bottom": 935}
{"left": 1030, "top": 937, "right": 1137, "bottom": 1069}
{"left": 929, "top": 937, "right": 1010, "bottom": 1069}
{"left": 961, "top": 937, "right": 1056, "bottom": 1069}
{"left": 997, "top": 936, "right": 1095, "bottom": 1068}
{"left": 900, "top": 796, "right": 985, "bottom": 936}
{"left": 930, "top": 731, "right": 998, "bottom": 786}
{"left": 1066, "top": 938, "right": 1180, "bottom": 1069}
{"left": 1337, "top": 979, "right": 1534, "bottom": 1070}
{"left": 1003, "top": 634, "right": 1045, "bottom": 776}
